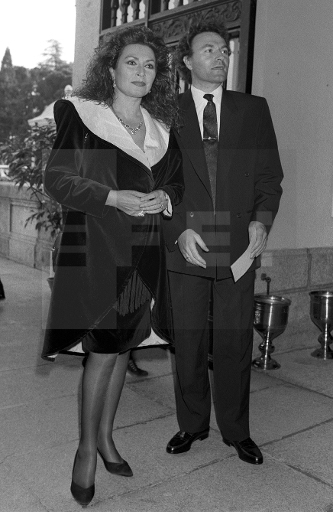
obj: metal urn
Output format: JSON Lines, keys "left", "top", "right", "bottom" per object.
{"left": 252, "top": 274, "right": 291, "bottom": 370}
{"left": 309, "top": 291, "right": 333, "bottom": 359}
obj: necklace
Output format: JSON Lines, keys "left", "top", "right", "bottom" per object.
{"left": 113, "top": 109, "right": 144, "bottom": 135}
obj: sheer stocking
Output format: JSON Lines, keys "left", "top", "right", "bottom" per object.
{"left": 97, "top": 351, "right": 130, "bottom": 462}
{"left": 72, "top": 351, "right": 128, "bottom": 488}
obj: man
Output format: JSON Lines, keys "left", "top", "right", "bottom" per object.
{"left": 162, "top": 21, "right": 283, "bottom": 464}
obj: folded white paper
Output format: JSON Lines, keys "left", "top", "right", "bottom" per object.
{"left": 231, "top": 232, "right": 256, "bottom": 282}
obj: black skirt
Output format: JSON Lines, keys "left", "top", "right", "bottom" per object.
{"left": 82, "top": 270, "right": 152, "bottom": 354}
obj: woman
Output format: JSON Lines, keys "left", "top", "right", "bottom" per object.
{"left": 42, "top": 26, "right": 183, "bottom": 507}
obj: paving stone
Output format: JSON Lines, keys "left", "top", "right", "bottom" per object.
{"left": 0, "top": 396, "right": 79, "bottom": 462}
{"left": 265, "top": 421, "right": 333, "bottom": 487}
{"left": 0, "top": 464, "right": 48, "bottom": 512}
{"left": 267, "top": 348, "right": 333, "bottom": 398}
{"left": 95, "top": 457, "right": 333, "bottom": 512}
{"left": 250, "top": 382, "right": 333, "bottom": 444}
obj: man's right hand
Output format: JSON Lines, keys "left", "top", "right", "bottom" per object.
{"left": 178, "top": 229, "right": 209, "bottom": 268}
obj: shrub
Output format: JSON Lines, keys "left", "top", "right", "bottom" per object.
{"left": 0, "top": 121, "right": 62, "bottom": 239}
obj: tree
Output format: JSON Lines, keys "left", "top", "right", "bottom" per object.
{"left": 0, "top": 48, "right": 18, "bottom": 140}
{"left": 41, "top": 39, "right": 64, "bottom": 70}
{"left": 33, "top": 65, "right": 72, "bottom": 106}
{"left": 35, "top": 39, "right": 73, "bottom": 104}
{"left": 1, "top": 48, "right": 15, "bottom": 85}
{"left": 0, "top": 58, "right": 39, "bottom": 140}
{"left": 0, "top": 41, "right": 72, "bottom": 142}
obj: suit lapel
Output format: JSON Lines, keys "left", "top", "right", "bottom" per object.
{"left": 178, "top": 90, "right": 212, "bottom": 197}
{"left": 217, "top": 91, "right": 244, "bottom": 186}
{"left": 178, "top": 90, "right": 244, "bottom": 202}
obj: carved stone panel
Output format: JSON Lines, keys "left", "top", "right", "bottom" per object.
{"left": 151, "top": 1, "right": 242, "bottom": 42}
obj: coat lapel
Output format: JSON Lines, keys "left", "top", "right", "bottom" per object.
{"left": 178, "top": 90, "right": 212, "bottom": 197}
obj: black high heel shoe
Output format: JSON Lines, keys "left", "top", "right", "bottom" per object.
{"left": 97, "top": 448, "right": 133, "bottom": 477}
{"left": 71, "top": 452, "right": 95, "bottom": 507}
{"left": 70, "top": 480, "right": 95, "bottom": 508}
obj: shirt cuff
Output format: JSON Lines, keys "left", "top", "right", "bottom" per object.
{"left": 162, "top": 193, "right": 172, "bottom": 217}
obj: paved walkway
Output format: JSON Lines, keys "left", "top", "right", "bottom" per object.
{"left": 1, "top": 256, "right": 333, "bottom": 512}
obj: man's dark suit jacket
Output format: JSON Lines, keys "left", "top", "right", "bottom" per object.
{"left": 163, "top": 89, "right": 284, "bottom": 279}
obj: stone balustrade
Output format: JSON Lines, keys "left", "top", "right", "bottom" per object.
{"left": 0, "top": 182, "right": 53, "bottom": 272}
{"left": 102, "top": 0, "right": 201, "bottom": 29}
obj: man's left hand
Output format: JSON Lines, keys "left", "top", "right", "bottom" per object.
{"left": 249, "top": 221, "right": 267, "bottom": 259}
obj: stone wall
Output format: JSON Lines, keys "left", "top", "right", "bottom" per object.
{"left": 253, "top": 248, "right": 333, "bottom": 355}
{"left": 252, "top": 0, "right": 333, "bottom": 252}
{"left": 0, "top": 182, "right": 53, "bottom": 271}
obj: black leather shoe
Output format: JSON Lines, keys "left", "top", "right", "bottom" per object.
{"left": 127, "top": 358, "right": 148, "bottom": 377}
{"left": 223, "top": 437, "right": 263, "bottom": 464}
{"left": 166, "top": 429, "right": 209, "bottom": 454}
{"left": 0, "top": 278, "right": 5, "bottom": 300}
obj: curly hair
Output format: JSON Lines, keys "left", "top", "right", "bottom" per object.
{"left": 75, "top": 26, "right": 179, "bottom": 128}
{"left": 173, "top": 20, "right": 230, "bottom": 84}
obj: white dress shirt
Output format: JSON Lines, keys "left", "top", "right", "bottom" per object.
{"left": 190, "top": 84, "right": 223, "bottom": 139}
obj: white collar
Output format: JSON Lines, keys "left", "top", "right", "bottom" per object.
{"left": 189, "top": 85, "right": 223, "bottom": 137}
{"left": 66, "top": 97, "right": 169, "bottom": 168}
{"left": 190, "top": 84, "right": 223, "bottom": 109}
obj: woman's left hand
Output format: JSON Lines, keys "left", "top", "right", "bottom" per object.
{"left": 139, "top": 189, "right": 168, "bottom": 214}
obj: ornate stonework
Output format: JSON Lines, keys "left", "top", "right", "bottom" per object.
{"left": 151, "top": 1, "right": 242, "bottom": 41}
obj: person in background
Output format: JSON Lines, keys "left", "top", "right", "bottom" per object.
{"left": 0, "top": 278, "right": 5, "bottom": 299}
{"left": 42, "top": 26, "right": 183, "bottom": 507}
{"left": 163, "top": 20, "right": 283, "bottom": 465}
{"left": 127, "top": 350, "right": 148, "bottom": 376}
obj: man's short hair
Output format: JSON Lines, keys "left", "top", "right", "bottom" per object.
{"left": 173, "top": 20, "right": 230, "bottom": 84}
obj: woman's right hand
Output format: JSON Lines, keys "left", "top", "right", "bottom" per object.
{"left": 106, "top": 190, "right": 147, "bottom": 216}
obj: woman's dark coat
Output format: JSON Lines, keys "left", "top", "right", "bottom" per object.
{"left": 42, "top": 100, "right": 183, "bottom": 357}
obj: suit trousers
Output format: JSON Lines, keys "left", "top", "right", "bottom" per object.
{"left": 168, "top": 270, "right": 255, "bottom": 441}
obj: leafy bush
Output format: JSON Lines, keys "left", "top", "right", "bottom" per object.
{"left": 0, "top": 121, "right": 62, "bottom": 239}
